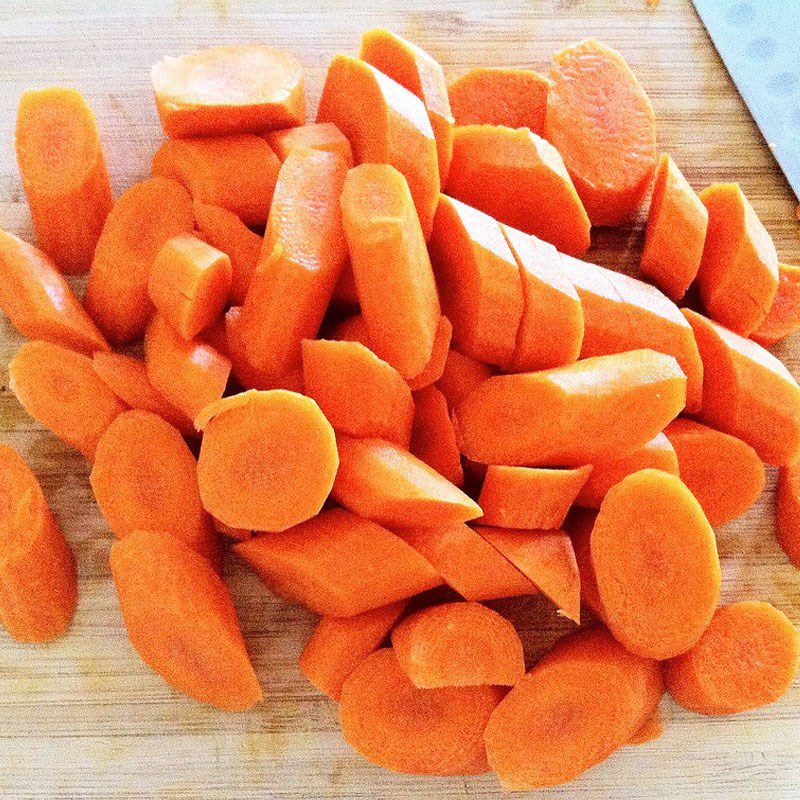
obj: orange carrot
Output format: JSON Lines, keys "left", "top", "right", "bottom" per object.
{"left": 234, "top": 508, "right": 442, "bottom": 616}
{"left": 752, "top": 263, "right": 800, "bottom": 347}
{"left": 9, "top": 340, "right": 126, "bottom": 460}
{"left": 626, "top": 710, "right": 663, "bottom": 746}
{"left": 545, "top": 39, "right": 658, "bottom": 225}
{"left": 200, "top": 315, "right": 230, "bottom": 358}
{"left": 436, "top": 348, "right": 493, "bottom": 411}
{"left": 85, "top": 177, "right": 194, "bottom": 345}
{"left": 776, "top": 462, "right": 800, "bottom": 567}
{"left": 15, "top": 87, "right": 112, "bottom": 274}
{"left": 267, "top": 122, "right": 353, "bottom": 164}
{"left": 591, "top": 469, "right": 721, "bottom": 659}
{"left": 446, "top": 125, "right": 591, "bottom": 256}
{"left": 152, "top": 44, "right": 306, "bottom": 138}
{"left": 328, "top": 312, "right": 371, "bottom": 347}
{"left": 339, "top": 648, "right": 504, "bottom": 775}
{"left": 0, "top": 230, "right": 109, "bottom": 355}
{"left": 330, "top": 265, "right": 359, "bottom": 309}
{"left": 406, "top": 315, "right": 452, "bottom": 391}
{"left": 110, "top": 530, "right": 261, "bottom": 711}
{"left": 409, "top": 386, "right": 463, "bottom": 487}
{"left": 565, "top": 508, "right": 604, "bottom": 620}
{"left": 665, "top": 602, "right": 799, "bottom": 715}
{"left": 0, "top": 444, "right": 76, "bottom": 642}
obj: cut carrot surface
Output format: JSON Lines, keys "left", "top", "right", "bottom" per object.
{"left": 267, "top": 122, "right": 353, "bottom": 164}
{"left": 409, "top": 386, "right": 463, "bottom": 487}
{"left": 407, "top": 315, "right": 452, "bottom": 391}
{"left": 752, "top": 263, "right": 800, "bottom": 347}
{"left": 436, "top": 348, "right": 493, "bottom": 411}
{"left": 777, "top": 462, "right": 800, "bottom": 567}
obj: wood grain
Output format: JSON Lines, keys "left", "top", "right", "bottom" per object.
{"left": 0, "top": 1, "right": 799, "bottom": 798}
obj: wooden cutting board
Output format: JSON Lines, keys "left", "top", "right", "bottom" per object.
{"left": 0, "top": 1, "right": 798, "bottom": 798}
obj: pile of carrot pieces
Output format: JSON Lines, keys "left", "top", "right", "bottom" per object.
{"left": 1, "top": 29, "right": 800, "bottom": 790}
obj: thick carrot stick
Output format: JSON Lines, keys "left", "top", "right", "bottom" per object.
{"left": 9, "top": 341, "right": 126, "bottom": 461}
{"left": 15, "top": 87, "right": 112, "bottom": 274}
{"left": 776, "top": 462, "right": 800, "bottom": 567}
{"left": 626, "top": 710, "right": 663, "bottom": 746}
{"left": 545, "top": 39, "right": 657, "bottom": 225}
{"left": 234, "top": 508, "right": 442, "bottom": 616}
{"left": 409, "top": 386, "right": 463, "bottom": 487}
{"left": 152, "top": 44, "right": 306, "bottom": 138}
{"left": 0, "top": 230, "right": 109, "bottom": 355}
{"left": 339, "top": 648, "right": 504, "bottom": 775}
{"left": 267, "top": 122, "right": 353, "bottom": 164}
{"left": 85, "top": 177, "right": 194, "bottom": 345}
{"left": 665, "top": 602, "right": 799, "bottom": 715}
{"left": 406, "top": 315, "right": 452, "bottom": 391}
{"left": 110, "top": 530, "right": 262, "bottom": 711}
{"left": 565, "top": 508, "right": 604, "bottom": 620}
{"left": 752, "top": 263, "right": 800, "bottom": 347}
{"left": 446, "top": 125, "right": 591, "bottom": 256}
{"left": 591, "top": 469, "right": 721, "bottom": 659}
{"left": 0, "top": 444, "right": 77, "bottom": 642}
{"left": 436, "top": 348, "right": 493, "bottom": 411}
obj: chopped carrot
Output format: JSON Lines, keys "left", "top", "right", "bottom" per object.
{"left": 565, "top": 508, "right": 604, "bottom": 620}
{"left": 436, "top": 348, "right": 493, "bottom": 411}
{"left": 409, "top": 386, "right": 463, "bottom": 487}
{"left": 776, "top": 462, "right": 800, "bottom": 567}
{"left": 626, "top": 710, "right": 663, "bottom": 746}
{"left": 752, "top": 264, "right": 800, "bottom": 347}
{"left": 267, "top": 122, "right": 353, "bottom": 164}
{"left": 406, "top": 315, "right": 452, "bottom": 391}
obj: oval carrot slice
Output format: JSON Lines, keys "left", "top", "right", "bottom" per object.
{"left": 267, "top": 122, "right": 354, "bottom": 165}
{"left": 776, "top": 461, "right": 800, "bottom": 567}
{"left": 409, "top": 386, "right": 463, "bottom": 487}
{"left": 406, "top": 315, "right": 452, "bottom": 391}
{"left": 436, "top": 348, "right": 493, "bottom": 411}
{"left": 751, "top": 263, "right": 800, "bottom": 347}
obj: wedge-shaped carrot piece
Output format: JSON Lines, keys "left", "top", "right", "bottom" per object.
{"left": 317, "top": 55, "right": 440, "bottom": 238}
{"left": 10, "top": 341, "right": 126, "bottom": 461}
{"left": 301, "top": 338, "right": 414, "bottom": 447}
{"left": 340, "top": 648, "right": 503, "bottom": 775}
{"left": 395, "top": 523, "right": 538, "bottom": 602}
{"left": 455, "top": 349, "right": 686, "bottom": 467}
{"left": 144, "top": 314, "right": 230, "bottom": 421}
{"left": 697, "top": 183, "right": 779, "bottom": 336}
{"left": 448, "top": 67, "right": 550, "bottom": 133}
{"left": 152, "top": 135, "right": 280, "bottom": 227}
{"left": 197, "top": 390, "right": 337, "bottom": 532}
{"left": 406, "top": 315, "right": 452, "bottom": 391}
{"left": 447, "top": 125, "right": 591, "bottom": 256}
{"left": 565, "top": 508, "right": 604, "bottom": 619}
{"left": 0, "top": 230, "right": 109, "bottom": 355}
{"left": 0, "top": 444, "right": 77, "bottom": 642}
{"left": 360, "top": 28, "right": 454, "bottom": 183}
{"left": 429, "top": 195, "right": 524, "bottom": 367}
{"left": 267, "top": 122, "right": 353, "bottom": 164}
{"left": 85, "top": 177, "right": 194, "bottom": 345}
{"left": 626, "top": 710, "right": 663, "bottom": 746}
{"left": 591, "top": 469, "right": 721, "bottom": 659}
{"left": 111, "top": 530, "right": 261, "bottom": 711}
{"left": 332, "top": 435, "right": 481, "bottom": 528}
{"left": 665, "top": 602, "right": 799, "bottom": 715}
{"left": 152, "top": 44, "right": 306, "bottom": 138}
{"left": 300, "top": 601, "right": 408, "bottom": 701}
{"left": 15, "top": 88, "right": 112, "bottom": 274}
{"left": 665, "top": 419, "right": 765, "bottom": 527}
{"left": 752, "top": 263, "right": 800, "bottom": 347}
{"left": 234, "top": 508, "right": 441, "bottom": 616}
{"left": 409, "top": 386, "right": 463, "bottom": 487}
{"left": 683, "top": 308, "right": 800, "bottom": 465}
{"left": 484, "top": 626, "right": 663, "bottom": 790}
{"left": 545, "top": 39, "right": 657, "bottom": 225}
{"left": 776, "top": 462, "right": 800, "bottom": 567}
{"left": 640, "top": 154, "right": 708, "bottom": 301}
{"left": 436, "top": 348, "right": 493, "bottom": 411}
{"left": 479, "top": 465, "right": 592, "bottom": 530}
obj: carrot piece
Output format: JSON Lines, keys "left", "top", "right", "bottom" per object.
{"left": 752, "top": 263, "right": 800, "bottom": 347}
{"left": 300, "top": 600, "right": 407, "bottom": 700}
{"left": 193, "top": 201, "right": 262, "bottom": 304}
{"left": 545, "top": 39, "right": 658, "bottom": 225}
{"left": 392, "top": 602, "right": 525, "bottom": 688}
{"left": 332, "top": 435, "right": 481, "bottom": 528}
{"left": 409, "top": 386, "right": 463, "bottom": 487}
{"left": 664, "top": 419, "right": 765, "bottom": 527}
{"left": 360, "top": 28, "right": 454, "bottom": 183}
{"left": 267, "top": 122, "right": 353, "bottom": 164}
{"left": 448, "top": 67, "right": 550, "bottom": 133}
{"left": 394, "top": 523, "right": 538, "bottom": 602}
{"left": 665, "top": 601, "right": 799, "bottom": 715}
{"left": 328, "top": 312, "right": 371, "bottom": 347}
{"left": 85, "top": 177, "right": 194, "bottom": 345}
{"left": 683, "top": 308, "right": 800, "bottom": 465}
{"left": 340, "top": 648, "right": 504, "bottom": 775}
{"left": 436, "top": 348, "right": 493, "bottom": 411}
{"left": 565, "top": 508, "right": 604, "bottom": 619}
{"left": 200, "top": 315, "right": 230, "bottom": 358}
{"left": 213, "top": 517, "right": 250, "bottom": 542}
{"left": 0, "top": 444, "right": 77, "bottom": 642}
{"left": 626, "top": 710, "right": 663, "bottom": 746}
{"left": 479, "top": 465, "right": 593, "bottom": 530}
{"left": 340, "top": 163, "right": 441, "bottom": 380}
{"left": 144, "top": 314, "right": 230, "bottom": 421}
{"left": 454, "top": 349, "right": 686, "bottom": 467}
{"left": 234, "top": 508, "right": 442, "bottom": 616}
{"left": 776, "top": 462, "right": 800, "bottom": 567}
{"left": 90, "top": 410, "right": 220, "bottom": 567}
{"left": 484, "top": 626, "right": 663, "bottom": 790}
{"left": 696, "top": 183, "right": 779, "bottom": 336}
{"left": 575, "top": 433, "right": 679, "bottom": 509}
{"left": 14, "top": 87, "right": 111, "bottom": 274}
{"left": 148, "top": 234, "right": 231, "bottom": 340}
{"left": 0, "top": 230, "right": 109, "bottom": 355}
{"left": 152, "top": 44, "right": 306, "bottom": 138}
{"left": 152, "top": 135, "right": 280, "bottom": 227}
{"left": 9, "top": 341, "right": 126, "bottom": 460}
{"left": 317, "top": 55, "right": 440, "bottom": 238}
{"left": 196, "top": 390, "right": 337, "bottom": 532}
{"left": 301, "top": 338, "right": 414, "bottom": 447}
{"left": 406, "top": 315, "right": 452, "bottom": 391}
{"left": 110, "top": 530, "right": 261, "bottom": 711}
{"left": 501, "top": 227, "right": 584, "bottom": 371}
{"left": 446, "top": 125, "right": 591, "bottom": 256}
{"left": 640, "top": 154, "right": 708, "bottom": 301}
{"left": 429, "top": 195, "right": 524, "bottom": 367}
{"left": 591, "top": 469, "right": 721, "bottom": 659}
